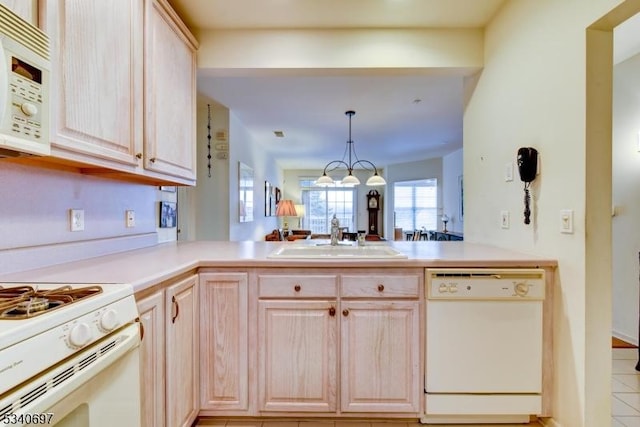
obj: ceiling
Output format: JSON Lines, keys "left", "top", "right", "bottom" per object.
{"left": 167, "top": 0, "right": 507, "bottom": 170}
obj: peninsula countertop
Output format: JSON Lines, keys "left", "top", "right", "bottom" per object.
{"left": 0, "top": 241, "right": 557, "bottom": 293}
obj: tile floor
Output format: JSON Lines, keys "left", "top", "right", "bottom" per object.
{"left": 613, "top": 348, "right": 640, "bottom": 426}
{"left": 196, "top": 349, "right": 640, "bottom": 427}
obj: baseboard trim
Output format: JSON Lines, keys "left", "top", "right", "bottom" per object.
{"left": 0, "top": 233, "right": 158, "bottom": 274}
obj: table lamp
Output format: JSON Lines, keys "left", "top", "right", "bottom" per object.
{"left": 276, "top": 200, "right": 297, "bottom": 236}
{"left": 294, "top": 204, "right": 305, "bottom": 228}
{"left": 441, "top": 214, "right": 449, "bottom": 233}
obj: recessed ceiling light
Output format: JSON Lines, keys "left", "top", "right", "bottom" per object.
{"left": 274, "top": 130, "right": 284, "bottom": 137}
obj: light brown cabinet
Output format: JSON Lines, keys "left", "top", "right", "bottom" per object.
{"left": 40, "top": 0, "right": 197, "bottom": 185}
{"left": 136, "top": 290, "right": 165, "bottom": 427}
{"left": 144, "top": 0, "right": 197, "bottom": 182}
{"left": 199, "top": 272, "right": 250, "bottom": 414}
{"left": 165, "top": 274, "right": 199, "bottom": 427}
{"left": 258, "top": 296, "right": 338, "bottom": 412}
{"left": 340, "top": 300, "right": 420, "bottom": 413}
{"left": 255, "top": 269, "right": 422, "bottom": 416}
{"left": 0, "top": 0, "right": 37, "bottom": 24}
{"left": 136, "top": 274, "right": 199, "bottom": 427}
{"left": 42, "top": 0, "right": 143, "bottom": 166}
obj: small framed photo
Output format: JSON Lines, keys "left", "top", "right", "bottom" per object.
{"left": 275, "top": 187, "right": 281, "bottom": 204}
{"left": 159, "top": 201, "right": 177, "bottom": 228}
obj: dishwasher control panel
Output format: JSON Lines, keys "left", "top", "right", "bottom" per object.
{"left": 426, "top": 268, "right": 545, "bottom": 300}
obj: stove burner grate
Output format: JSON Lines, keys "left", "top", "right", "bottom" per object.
{"left": 0, "top": 285, "right": 103, "bottom": 319}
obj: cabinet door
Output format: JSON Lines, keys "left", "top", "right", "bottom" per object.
{"left": 144, "top": 0, "right": 196, "bottom": 181}
{"left": 259, "top": 300, "right": 338, "bottom": 412}
{"left": 136, "top": 291, "right": 166, "bottom": 427}
{"left": 199, "top": 272, "right": 249, "bottom": 412}
{"left": 340, "top": 300, "right": 420, "bottom": 413}
{"left": 165, "top": 275, "right": 199, "bottom": 427}
{"left": 0, "top": 0, "right": 37, "bottom": 24}
{"left": 44, "top": 0, "right": 143, "bottom": 165}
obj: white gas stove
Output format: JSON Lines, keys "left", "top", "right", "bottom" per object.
{"left": 0, "top": 282, "right": 141, "bottom": 426}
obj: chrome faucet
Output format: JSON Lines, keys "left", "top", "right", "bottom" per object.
{"left": 330, "top": 214, "right": 340, "bottom": 246}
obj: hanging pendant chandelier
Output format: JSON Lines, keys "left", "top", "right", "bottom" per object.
{"left": 315, "top": 110, "right": 386, "bottom": 187}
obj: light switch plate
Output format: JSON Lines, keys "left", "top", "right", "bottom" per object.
{"left": 560, "top": 209, "right": 573, "bottom": 234}
{"left": 70, "top": 209, "right": 85, "bottom": 231}
{"left": 500, "top": 210, "right": 510, "bottom": 229}
{"left": 504, "top": 162, "right": 513, "bottom": 182}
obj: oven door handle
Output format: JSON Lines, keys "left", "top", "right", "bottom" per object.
{"left": 171, "top": 295, "right": 179, "bottom": 324}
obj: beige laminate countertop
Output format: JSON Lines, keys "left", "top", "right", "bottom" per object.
{"left": 0, "top": 241, "right": 557, "bottom": 293}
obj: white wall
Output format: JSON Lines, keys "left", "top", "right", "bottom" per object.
{"left": 180, "top": 100, "right": 231, "bottom": 241}
{"left": 442, "top": 149, "right": 464, "bottom": 233}
{"left": 228, "top": 112, "right": 281, "bottom": 241}
{"left": 464, "top": 1, "right": 626, "bottom": 425}
{"left": 612, "top": 52, "right": 640, "bottom": 346}
{"left": 0, "top": 162, "right": 161, "bottom": 273}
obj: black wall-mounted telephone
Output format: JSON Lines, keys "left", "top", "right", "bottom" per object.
{"left": 517, "top": 147, "right": 538, "bottom": 225}
{"left": 517, "top": 147, "right": 538, "bottom": 183}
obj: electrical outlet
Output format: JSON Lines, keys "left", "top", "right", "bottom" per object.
{"left": 560, "top": 209, "right": 573, "bottom": 234}
{"left": 126, "top": 210, "right": 135, "bottom": 228}
{"left": 70, "top": 209, "right": 85, "bottom": 231}
{"left": 500, "top": 210, "right": 510, "bottom": 229}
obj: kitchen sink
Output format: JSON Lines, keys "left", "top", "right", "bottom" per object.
{"left": 268, "top": 243, "right": 408, "bottom": 259}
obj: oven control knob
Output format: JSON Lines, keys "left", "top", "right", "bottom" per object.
{"left": 514, "top": 282, "right": 530, "bottom": 296}
{"left": 20, "top": 102, "right": 38, "bottom": 117}
{"left": 68, "top": 323, "right": 92, "bottom": 348}
{"left": 99, "top": 309, "right": 119, "bottom": 332}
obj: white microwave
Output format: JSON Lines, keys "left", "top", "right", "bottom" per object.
{"left": 0, "top": 4, "right": 49, "bottom": 157}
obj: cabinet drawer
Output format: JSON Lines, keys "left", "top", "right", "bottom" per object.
{"left": 258, "top": 275, "right": 338, "bottom": 298}
{"left": 341, "top": 275, "right": 419, "bottom": 298}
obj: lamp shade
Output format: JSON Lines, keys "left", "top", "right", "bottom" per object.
{"left": 365, "top": 172, "right": 386, "bottom": 186}
{"left": 342, "top": 173, "right": 361, "bottom": 186}
{"left": 315, "top": 174, "right": 334, "bottom": 186}
{"left": 275, "top": 200, "right": 297, "bottom": 217}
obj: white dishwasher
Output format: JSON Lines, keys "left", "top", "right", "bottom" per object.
{"left": 422, "top": 268, "right": 545, "bottom": 425}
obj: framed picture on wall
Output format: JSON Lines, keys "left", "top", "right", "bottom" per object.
{"left": 159, "top": 201, "right": 177, "bottom": 228}
{"left": 265, "top": 181, "right": 274, "bottom": 216}
{"left": 275, "top": 187, "right": 281, "bottom": 205}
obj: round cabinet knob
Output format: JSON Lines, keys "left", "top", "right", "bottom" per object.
{"left": 68, "top": 323, "right": 92, "bottom": 348}
{"left": 99, "top": 309, "right": 119, "bottom": 332}
{"left": 20, "top": 102, "right": 38, "bottom": 117}
{"left": 294, "top": 284, "right": 301, "bottom": 292}
{"left": 514, "top": 282, "right": 530, "bottom": 296}
{"left": 377, "top": 284, "right": 384, "bottom": 292}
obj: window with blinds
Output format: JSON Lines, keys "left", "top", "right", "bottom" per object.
{"left": 394, "top": 179, "right": 438, "bottom": 232}
{"left": 299, "top": 178, "right": 356, "bottom": 233}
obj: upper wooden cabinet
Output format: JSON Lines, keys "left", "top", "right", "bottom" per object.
{"left": 42, "top": 1, "right": 143, "bottom": 166}
{"left": 144, "top": 0, "right": 197, "bottom": 181}
{"left": 40, "top": 0, "right": 197, "bottom": 186}
{"left": 0, "top": 0, "right": 38, "bottom": 24}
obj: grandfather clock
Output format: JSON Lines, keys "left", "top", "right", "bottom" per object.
{"left": 366, "top": 189, "right": 380, "bottom": 235}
